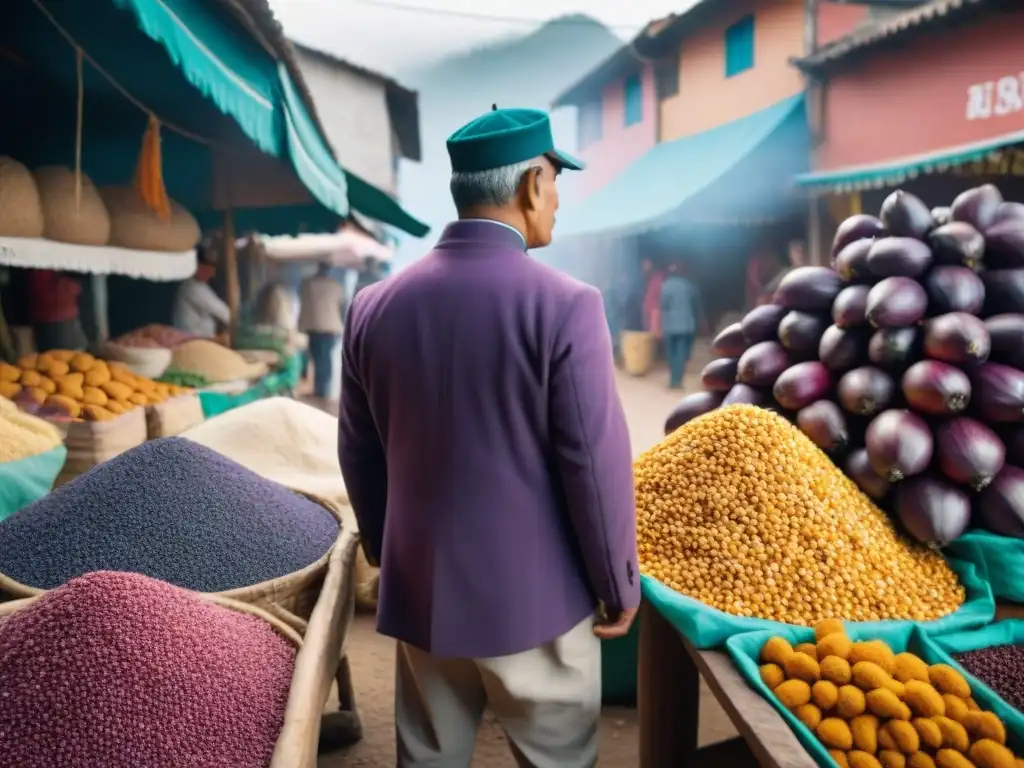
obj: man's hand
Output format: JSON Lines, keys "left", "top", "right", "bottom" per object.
{"left": 593, "top": 605, "right": 639, "bottom": 639}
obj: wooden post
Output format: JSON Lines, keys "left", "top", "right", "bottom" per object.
{"left": 90, "top": 274, "right": 110, "bottom": 343}
{"left": 638, "top": 600, "right": 700, "bottom": 767}
{"left": 223, "top": 208, "right": 240, "bottom": 345}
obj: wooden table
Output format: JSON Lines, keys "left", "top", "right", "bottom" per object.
{"left": 638, "top": 600, "right": 819, "bottom": 768}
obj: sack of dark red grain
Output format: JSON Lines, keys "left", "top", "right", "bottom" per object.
{"left": 0, "top": 568, "right": 355, "bottom": 768}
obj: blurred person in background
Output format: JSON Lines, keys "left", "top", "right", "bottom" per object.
{"left": 299, "top": 262, "right": 347, "bottom": 399}
{"left": 173, "top": 252, "right": 230, "bottom": 339}
{"left": 660, "top": 262, "right": 706, "bottom": 390}
{"left": 339, "top": 106, "right": 639, "bottom": 768}
{"left": 27, "top": 269, "right": 87, "bottom": 353}
{"left": 353, "top": 256, "right": 383, "bottom": 299}
{"left": 641, "top": 256, "right": 665, "bottom": 338}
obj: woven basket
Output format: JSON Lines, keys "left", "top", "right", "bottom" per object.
{"left": 621, "top": 330, "right": 656, "bottom": 377}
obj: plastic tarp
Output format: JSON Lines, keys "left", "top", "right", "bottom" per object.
{"left": 796, "top": 127, "right": 1024, "bottom": 193}
{"left": 642, "top": 555, "right": 994, "bottom": 650}
{"left": 948, "top": 530, "right": 1024, "bottom": 604}
{"left": 554, "top": 93, "right": 810, "bottom": 238}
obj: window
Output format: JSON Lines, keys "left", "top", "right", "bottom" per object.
{"left": 724, "top": 14, "right": 755, "bottom": 78}
{"left": 624, "top": 73, "right": 643, "bottom": 126}
{"left": 654, "top": 55, "right": 680, "bottom": 100}
{"left": 577, "top": 98, "right": 603, "bottom": 148}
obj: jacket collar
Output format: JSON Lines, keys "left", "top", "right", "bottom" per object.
{"left": 436, "top": 219, "right": 528, "bottom": 252}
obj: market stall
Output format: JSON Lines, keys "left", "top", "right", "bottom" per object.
{"left": 641, "top": 176, "right": 1024, "bottom": 767}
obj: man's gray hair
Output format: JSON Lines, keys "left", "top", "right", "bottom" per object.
{"left": 449, "top": 160, "right": 534, "bottom": 211}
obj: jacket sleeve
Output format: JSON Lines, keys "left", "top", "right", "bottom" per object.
{"left": 337, "top": 304, "right": 388, "bottom": 567}
{"left": 550, "top": 286, "right": 641, "bottom": 617}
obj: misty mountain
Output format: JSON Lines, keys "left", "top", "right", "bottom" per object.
{"left": 394, "top": 14, "right": 621, "bottom": 267}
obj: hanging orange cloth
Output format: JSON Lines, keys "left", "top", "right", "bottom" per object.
{"left": 133, "top": 114, "right": 172, "bottom": 221}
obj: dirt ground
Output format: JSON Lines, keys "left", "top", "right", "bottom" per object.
{"left": 317, "top": 342, "right": 736, "bottom": 766}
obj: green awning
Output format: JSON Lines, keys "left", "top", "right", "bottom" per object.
{"left": 554, "top": 93, "right": 809, "bottom": 238}
{"left": 345, "top": 172, "right": 430, "bottom": 238}
{"left": 796, "top": 128, "right": 1024, "bottom": 193}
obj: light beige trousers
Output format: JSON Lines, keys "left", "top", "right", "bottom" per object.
{"left": 395, "top": 614, "right": 601, "bottom": 768}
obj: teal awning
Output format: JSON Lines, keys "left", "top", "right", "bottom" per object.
{"left": 2, "top": 0, "right": 429, "bottom": 238}
{"left": 555, "top": 93, "right": 809, "bottom": 238}
{"left": 796, "top": 128, "right": 1024, "bottom": 193}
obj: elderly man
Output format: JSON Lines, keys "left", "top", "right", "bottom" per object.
{"left": 339, "top": 107, "right": 639, "bottom": 767}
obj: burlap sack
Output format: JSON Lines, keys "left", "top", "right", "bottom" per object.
{"left": 0, "top": 558, "right": 361, "bottom": 768}
{"left": 145, "top": 393, "right": 205, "bottom": 439}
{"left": 54, "top": 407, "right": 147, "bottom": 487}
{"left": 99, "top": 185, "right": 201, "bottom": 253}
{"left": 34, "top": 166, "right": 111, "bottom": 246}
{"left": 0, "top": 156, "right": 44, "bottom": 238}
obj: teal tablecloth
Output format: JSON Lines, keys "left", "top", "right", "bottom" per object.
{"left": 198, "top": 352, "right": 304, "bottom": 419}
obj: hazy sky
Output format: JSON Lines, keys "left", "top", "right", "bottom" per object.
{"left": 268, "top": 0, "right": 697, "bottom": 76}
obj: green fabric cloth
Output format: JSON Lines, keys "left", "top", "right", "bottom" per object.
{"left": 928, "top": 622, "right": 1024, "bottom": 754}
{"left": 726, "top": 622, "right": 1022, "bottom": 768}
{"left": 0, "top": 446, "right": 67, "bottom": 522}
{"left": 446, "top": 108, "right": 583, "bottom": 173}
{"left": 948, "top": 530, "right": 1024, "bottom": 603}
{"left": 198, "top": 352, "right": 304, "bottom": 419}
{"left": 641, "top": 556, "right": 994, "bottom": 650}
{"left": 601, "top": 620, "right": 639, "bottom": 705}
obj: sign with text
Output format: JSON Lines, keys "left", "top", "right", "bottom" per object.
{"left": 966, "top": 74, "right": 1024, "bottom": 121}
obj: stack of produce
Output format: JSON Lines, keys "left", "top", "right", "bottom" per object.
{"left": 168, "top": 339, "right": 268, "bottom": 384}
{"left": 0, "top": 571, "right": 294, "bottom": 767}
{"left": 158, "top": 369, "right": 211, "bottom": 389}
{"left": 952, "top": 646, "right": 1024, "bottom": 713}
{"left": 0, "top": 436, "right": 339, "bottom": 591}
{"left": 0, "top": 396, "right": 63, "bottom": 462}
{"left": 113, "top": 324, "right": 196, "bottom": 349}
{"left": 636, "top": 405, "right": 965, "bottom": 625}
{"left": 0, "top": 352, "right": 192, "bottom": 421}
{"left": 667, "top": 184, "right": 1024, "bottom": 548}
{"left": 760, "top": 622, "right": 1018, "bottom": 768}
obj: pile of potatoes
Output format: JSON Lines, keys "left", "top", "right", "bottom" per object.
{"left": 761, "top": 621, "right": 1021, "bottom": 768}
{"left": 0, "top": 351, "right": 192, "bottom": 422}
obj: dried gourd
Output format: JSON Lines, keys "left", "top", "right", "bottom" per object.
{"left": 23, "top": 387, "right": 47, "bottom": 405}
{"left": 0, "top": 381, "right": 21, "bottom": 399}
{"left": 36, "top": 377, "right": 56, "bottom": 395}
{"left": 44, "top": 395, "right": 82, "bottom": 419}
{"left": 84, "top": 363, "right": 111, "bottom": 387}
{"left": 81, "top": 405, "right": 115, "bottom": 422}
{"left": 19, "top": 370, "right": 42, "bottom": 388}
{"left": 81, "top": 387, "right": 108, "bottom": 407}
{"left": 69, "top": 353, "right": 96, "bottom": 373}
{"left": 0, "top": 363, "right": 19, "bottom": 383}
{"left": 100, "top": 380, "right": 133, "bottom": 401}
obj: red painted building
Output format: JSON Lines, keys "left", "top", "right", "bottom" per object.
{"left": 795, "top": 0, "right": 1024, "bottom": 255}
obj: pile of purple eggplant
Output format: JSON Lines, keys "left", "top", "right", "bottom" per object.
{"left": 666, "top": 184, "right": 1024, "bottom": 548}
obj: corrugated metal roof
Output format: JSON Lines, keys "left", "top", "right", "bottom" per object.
{"left": 795, "top": 0, "right": 995, "bottom": 72}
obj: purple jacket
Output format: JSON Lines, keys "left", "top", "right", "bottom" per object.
{"left": 338, "top": 220, "right": 639, "bottom": 658}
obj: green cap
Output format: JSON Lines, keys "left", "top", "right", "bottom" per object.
{"left": 446, "top": 106, "right": 585, "bottom": 174}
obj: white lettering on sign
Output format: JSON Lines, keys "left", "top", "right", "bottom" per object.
{"left": 966, "top": 74, "right": 1024, "bottom": 120}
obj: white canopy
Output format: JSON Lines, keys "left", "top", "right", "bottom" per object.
{"left": 256, "top": 225, "right": 392, "bottom": 267}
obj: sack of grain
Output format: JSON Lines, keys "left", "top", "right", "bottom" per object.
{"left": 0, "top": 557, "right": 362, "bottom": 768}
{"left": 34, "top": 166, "right": 110, "bottom": 246}
{"left": 621, "top": 330, "right": 656, "bottom": 377}
{"left": 99, "top": 185, "right": 201, "bottom": 253}
{"left": 179, "top": 398, "right": 376, "bottom": 612}
{"left": 0, "top": 398, "right": 66, "bottom": 521}
{"left": 0, "top": 436, "right": 346, "bottom": 635}
{"left": 145, "top": 393, "right": 205, "bottom": 439}
{"left": 0, "top": 156, "right": 44, "bottom": 238}
{"left": 100, "top": 341, "right": 173, "bottom": 379}
{"left": 171, "top": 339, "right": 268, "bottom": 384}
{"left": 54, "top": 406, "right": 147, "bottom": 487}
